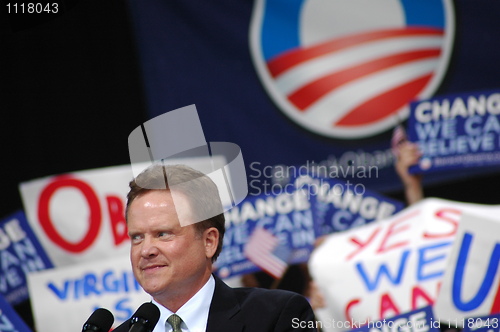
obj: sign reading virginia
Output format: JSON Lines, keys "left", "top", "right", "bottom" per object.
{"left": 250, "top": 0, "right": 455, "bottom": 139}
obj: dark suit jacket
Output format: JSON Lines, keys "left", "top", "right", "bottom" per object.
{"left": 112, "top": 275, "right": 317, "bottom": 331}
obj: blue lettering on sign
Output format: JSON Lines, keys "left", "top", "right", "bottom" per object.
{"left": 452, "top": 232, "right": 500, "bottom": 311}
{"left": 415, "top": 122, "right": 445, "bottom": 140}
{"left": 0, "top": 267, "right": 23, "bottom": 291}
{"left": 84, "top": 274, "right": 100, "bottom": 297}
{"left": 0, "top": 238, "right": 49, "bottom": 291}
{"left": 0, "top": 251, "right": 20, "bottom": 271}
{"left": 48, "top": 270, "right": 141, "bottom": 301}
{"left": 417, "top": 241, "right": 452, "bottom": 281}
{"left": 356, "top": 250, "right": 410, "bottom": 292}
{"left": 48, "top": 280, "right": 70, "bottom": 300}
{"left": 331, "top": 210, "right": 368, "bottom": 231}
{"left": 103, "top": 271, "right": 122, "bottom": 292}
{"left": 94, "top": 297, "right": 134, "bottom": 322}
{"left": 223, "top": 223, "right": 250, "bottom": 247}
{"left": 114, "top": 298, "right": 134, "bottom": 321}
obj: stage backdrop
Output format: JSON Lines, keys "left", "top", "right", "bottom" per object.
{"left": 126, "top": 0, "right": 500, "bottom": 194}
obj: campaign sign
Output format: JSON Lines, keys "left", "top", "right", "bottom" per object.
{"left": 19, "top": 158, "right": 221, "bottom": 267}
{"left": 349, "top": 306, "right": 438, "bottom": 332}
{"left": 407, "top": 90, "right": 500, "bottom": 174}
{"left": 27, "top": 254, "right": 150, "bottom": 332}
{"left": 462, "top": 313, "right": 500, "bottom": 332}
{"left": 0, "top": 294, "right": 32, "bottom": 332}
{"left": 0, "top": 210, "right": 53, "bottom": 306}
{"left": 294, "top": 174, "right": 404, "bottom": 235}
{"left": 215, "top": 188, "right": 315, "bottom": 279}
{"left": 434, "top": 213, "right": 500, "bottom": 327}
{"left": 216, "top": 172, "right": 404, "bottom": 279}
{"left": 19, "top": 165, "right": 133, "bottom": 267}
{"left": 309, "top": 198, "right": 500, "bottom": 332}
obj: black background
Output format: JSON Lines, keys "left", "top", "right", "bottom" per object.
{"left": 2, "top": 1, "right": 146, "bottom": 326}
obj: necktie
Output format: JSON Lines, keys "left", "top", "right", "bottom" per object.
{"left": 166, "top": 314, "right": 183, "bottom": 332}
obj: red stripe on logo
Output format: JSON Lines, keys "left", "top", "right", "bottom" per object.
{"left": 267, "top": 27, "right": 443, "bottom": 77}
{"left": 335, "top": 73, "right": 433, "bottom": 126}
{"left": 288, "top": 49, "right": 440, "bottom": 111}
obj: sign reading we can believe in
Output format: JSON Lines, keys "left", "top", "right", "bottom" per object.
{"left": 407, "top": 90, "right": 500, "bottom": 174}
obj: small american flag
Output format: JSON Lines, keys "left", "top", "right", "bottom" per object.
{"left": 244, "top": 227, "right": 288, "bottom": 279}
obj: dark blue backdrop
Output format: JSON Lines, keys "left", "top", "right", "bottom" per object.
{"left": 126, "top": 0, "right": 500, "bottom": 195}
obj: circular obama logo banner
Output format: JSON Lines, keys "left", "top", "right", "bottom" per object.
{"left": 250, "top": 0, "right": 455, "bottom": 139}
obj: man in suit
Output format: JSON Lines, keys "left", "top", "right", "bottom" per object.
{"left": 113, "top": 163, "right": 317, "bottom": 332}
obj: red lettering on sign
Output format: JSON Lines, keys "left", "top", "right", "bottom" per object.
{"left": 347, "top": 227, "right": 381, "bottom": 261}
{"left": 344, "top": 283, "right": 442, "bottom": 325}
{"left": 377, "top": 210, "right": 419, "bottom": 254}
{"left": 379, "top": 292, "right": 400, "bottom": 318}
{"left": 345, "top": 298, "right": 368, "bottom": 325}
{"left": 106, "top": 195, "right": 128, "bottom": 246}
{"left": 423, "top": 208, "right": 460, "bottom": 239}
{"left": 411, "top": 285, "right": 434, "bottom": 309}
{"left": 38, "top": 176, "right": 101, "bottom": 253}
{"left": 491, "top": 280, "right": 500, "bottom": 313}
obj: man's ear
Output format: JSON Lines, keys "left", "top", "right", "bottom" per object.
{"left": 204, "top": 227, "right": 219, "bottom": 259}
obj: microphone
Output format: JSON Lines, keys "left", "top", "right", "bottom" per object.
{"left": 128, "top": 303, "right": 161, "bottom": 332}
{"left": 82, "top": 308, "right": 114, "bottom": 332}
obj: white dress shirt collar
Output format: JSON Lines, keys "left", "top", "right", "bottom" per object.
{"left": 152, "top": 275, "right": 215, "bottom": 332}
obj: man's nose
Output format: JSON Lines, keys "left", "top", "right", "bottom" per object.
{"left": 141, "top": 237, "right": 160, "bottom": 257}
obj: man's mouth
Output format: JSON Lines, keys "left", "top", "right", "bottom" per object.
{"left": 142, "top": 264, "right": 166, "bottom": 272}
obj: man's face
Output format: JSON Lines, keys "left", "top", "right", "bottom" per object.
{"left": 127, "top": 190, "right": 216, "bottom": 302}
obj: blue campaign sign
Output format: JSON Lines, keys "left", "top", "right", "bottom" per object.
{"left": 0, "top": 294, "right": 32, "bottom": 332}
{"left": 462, "top": 313, "right": 500, "bottom": 332}
{"left": 295, "top": 174, "right": 404, "bottom": 235}
{"left": 407, "top": 90, "right": 500, "bottom": 174}
{"left": 215, "top": 189, "right": 315, "bottom": 279}
{"left": 0, "top": 210, "right": 54, "bottom": 305}
{"left": 349, "top": 306, "right": 439, "bottom": 332}
{"left": 214, "top": 171, "right": 403, "bottom": 279}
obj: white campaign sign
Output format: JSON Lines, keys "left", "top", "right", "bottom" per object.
{"left": 308, "top": 198, "right": 500, "bottom": 332}
{"left": 19, "top": 158, "right": 224, "bottom": 267}
{"left": 434, "top": 213, "right": 500, "bottom": 327}
{"left": 20, "top": 165, "right": 134, "bottom": 267}
{"left": 27, "top": 254, "right": 151, "bottom": 332}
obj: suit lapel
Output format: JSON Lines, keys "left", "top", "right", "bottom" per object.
{"left": 206, "top": 276, "right": 244, "bottom": 332}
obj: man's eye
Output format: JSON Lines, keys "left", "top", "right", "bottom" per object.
{"left": 158, "top": 232, "right": 172, "bottom": 238}
{"left": 130, "top": 234, "right": 142, "bottom": 243}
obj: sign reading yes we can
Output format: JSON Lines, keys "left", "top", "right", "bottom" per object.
{"left": 309, "top": 198, "right": 500, "bottom": 332}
